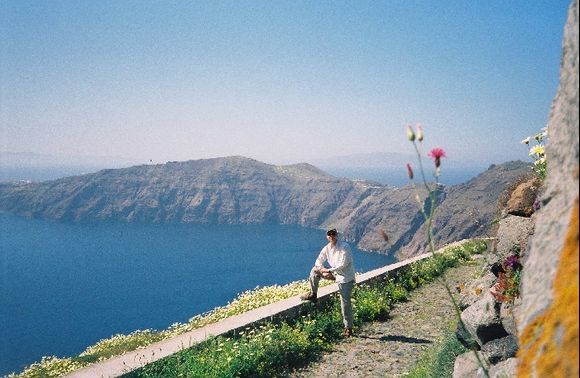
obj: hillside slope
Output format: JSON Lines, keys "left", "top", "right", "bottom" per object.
{"left": 0, "top": 156, "right": 531, "bottom": 258}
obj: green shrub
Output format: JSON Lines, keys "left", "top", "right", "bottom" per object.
{"left": 127, "top": 240, "right": 479, "bottom": 377}
{"left": 406, "top": 325, "right": 467, "bottom": 378}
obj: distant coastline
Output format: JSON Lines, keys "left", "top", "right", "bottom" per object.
{"left": 318, "top": 166, "right": 486, "bottom": 187}
{"left": 0, "top": 156, "right": 531, "bottom": 260}
{"left": 0, "top": 164, "right": 486, "bottom": 187}
{"left": 0, "top": 166, "right": 106, "bottom": 183}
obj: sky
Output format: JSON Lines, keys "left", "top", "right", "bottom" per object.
{"left": 0, "top": 0, "right": 572, "bottom": 168}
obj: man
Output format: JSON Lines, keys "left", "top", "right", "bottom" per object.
{"left": 300, "top": 228, "right": 356, "bottom": 336}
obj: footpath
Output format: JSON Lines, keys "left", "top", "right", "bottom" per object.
{"left": 290, "top": 262, "right": 480, "bottom": 378}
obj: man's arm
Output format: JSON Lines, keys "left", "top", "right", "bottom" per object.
{"left": 314, "top": 246, "right": 335, "bottom": 279}
{"left": 314, "top": 245, "right": 328, "bottom": 268}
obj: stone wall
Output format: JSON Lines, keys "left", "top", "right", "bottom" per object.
{"left": 452, "top": 1, "right": 579, "bottom": 376}
{"left": 517, "top": 0, "right": 579, "bottom": 376}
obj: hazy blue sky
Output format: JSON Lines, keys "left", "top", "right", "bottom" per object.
{"left": 0, "top": 0, "right": 572, "bottom": 167}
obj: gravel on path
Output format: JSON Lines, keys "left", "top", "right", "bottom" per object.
{"left": 289, "top": 261, "right": 481, "bottom": 378}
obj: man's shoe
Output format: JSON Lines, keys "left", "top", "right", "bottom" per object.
{"left": 343, "top": 328, "right": 353, "bottom": 337}
{"left": 300, "top": 292, "right": 317, "bottom": 302}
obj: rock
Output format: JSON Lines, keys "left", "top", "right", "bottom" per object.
{"left": 461, "top": 292, "right": 508, "bottom": 347}
{"left": 505, "top": 178, "right": 540, "bottom": 217}
{"left": 452, "top": 351, "right": 489, "bottom": 378}
{"left": 487, "top": 357, "right": 518, "bottom": 378}
{"left": 455, "top": 322, "right": 480, "bottom": 351}
{"left": 398, "top": 162, "right": 532, "bottom": 259}
{"left": 458, "top": 272, "right": 497, "bottom": 310}
{"left": 491, "top": 215, "right": 534, "bottom": 266}
{"left": 518, "top": 1, "right": 579, "bottom": 375}
{"left": 481, "top": 335, "right": 518, "bottom": 364}
{"left": 499, "top": 298, "right": 521, "bottom": 336}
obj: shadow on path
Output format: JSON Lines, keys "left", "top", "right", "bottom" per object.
{"left": 357, "top": 334, "right": 433, "bottom": 344}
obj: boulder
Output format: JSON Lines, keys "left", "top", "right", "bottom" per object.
{"left": 518, "top": 1, "right": 579, "bottom": 375}
{"left": 455, "top": 322, "right": 480, "bottom": 351}
{"left": 491, "top": 215, "right": 534, "bottom": 266}
{"left": 505, "top": 178, "right": 540, "bottom": 217}
{"left": 481, "top": 335, "right": 519, "bottom": 364}
{"left": 487, "top": 357, "right": 518, "bottom": 378}
{"left": 461, "top": 292, "right": 508, "bottom": 347}
{"left": 458, "top": 272, "right": 497, "bottom": 310}
{"left": 452, "top": 351, "right": 489, "bottom": 378}
{"left": 499, "top": 298, "right": 521, "bottom": 336}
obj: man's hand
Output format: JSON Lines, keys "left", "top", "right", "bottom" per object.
{"left": 322, "top": 272, "right": 336, "bottom": 280}
{"left": 316, "top": 268, "right": 335, "bottom": 281}
{"left": 315, "top": 267, "right": 335, "bottom": 280}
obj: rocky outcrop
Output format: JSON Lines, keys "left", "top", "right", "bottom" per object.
{"left": 452, "top": 351, "right": 489, "bottom": 378}
{"left": 0, "top": 157, "right": 530, "bottom": 259}
{"left": 517, "top": 0, "right": 579, "bottom": 376}
{"left": 458, "top": 272, "right": 496, "bottom": 310}
{"left": 396, "top": 162, "right": 532, "bottom": 259}
{"left": 499, "top": 299, "right": 520, "bottom": 337}
{"left": 487, "top": 358, "right": 518, "bottom": 378}
{"left": 453, "top": 1, "right": 579, "bottom": 376}
{"left": 460, "top": 292, "right": 508, "bottom": 347}
{"left": 505, "top": 178, "right": 541, "bottom": 217}
{"left": 453, "top": 145, "right": 541, "bottom": 376}
{"left": 453, "top": 199, "right": 532, "bottom": 375}
{"left": 481, "top": 335, "right": 518, "bottom": 364}
{"left": 491, "top": 215, "right": 535, "bottom": 266}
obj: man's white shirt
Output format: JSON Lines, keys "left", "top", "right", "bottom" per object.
{"left": 315, "top": 241, "right": 356, "bottom": 283}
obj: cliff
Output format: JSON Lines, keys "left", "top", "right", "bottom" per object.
{"left": 517, "top": 0, "right": 579, "bottom": 375}
{"left": 0, "top": 156, "right": 531, "bottom": 259}
{"left": 451, "top": 1, "right": 579, "bottom": 375}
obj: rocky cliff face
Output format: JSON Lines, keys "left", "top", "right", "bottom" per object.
{"left": 452, "top": 2, "right": 579, "bottom": 375}
{"left": 0, "top": 156, "right": 531, "bottom": 259}
{"left": 396, "top": 162, "right": 533, "bottom": 259}
{"left": 517, "top": 0, "right": 579, "bottom": 375}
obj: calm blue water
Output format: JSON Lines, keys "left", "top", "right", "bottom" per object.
{"left": 0, "top": 214, "right": 394, "bottom": 376}
{"left": 321, "top": 166, "right": 484, "bottom": 187}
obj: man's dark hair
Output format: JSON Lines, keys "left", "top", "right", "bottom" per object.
{"left": 326, "top": 229, "right": 338, "bottom": 236}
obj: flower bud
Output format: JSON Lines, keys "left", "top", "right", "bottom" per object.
{"left": 406, "top": 163, "right": 414, "bottom": 180}
{"left": 416, "top": 123, "right": 423, "bottom": 142}
{"left": 406, "top": 124, "right": 415, "bottom": 141}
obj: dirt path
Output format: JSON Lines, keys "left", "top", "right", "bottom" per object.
{"left": 289, "top": 262, "right": 480, "bottom": 377}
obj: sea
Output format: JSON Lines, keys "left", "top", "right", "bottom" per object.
{"left": 0, "top": 164, "right": 486, "bottom": 375}
{"left": 0, "top": 214, "right": 395, "bottom": 376}
{"left": 320, "top": 166, "right": 484, "bottom": 187}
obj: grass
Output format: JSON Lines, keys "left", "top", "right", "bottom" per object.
{"left": 9, "top": 239, "right": 487, "bottom": 377}
{"left": 405, "top": 323, "right": 468, "bottom": 378}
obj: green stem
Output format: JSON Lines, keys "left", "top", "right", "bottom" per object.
{"left": 410, "top": 144, "right": 489, "bottom": 377}
{"left": 413, "top": 142, "right": 432, "bottom": 195}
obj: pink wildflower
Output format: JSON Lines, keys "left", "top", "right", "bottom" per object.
{"left": 406, "top": 163, "right": 414, "bottom": 179}
{"left": 428, "top": 147, "right": 446, "bottom": 168}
